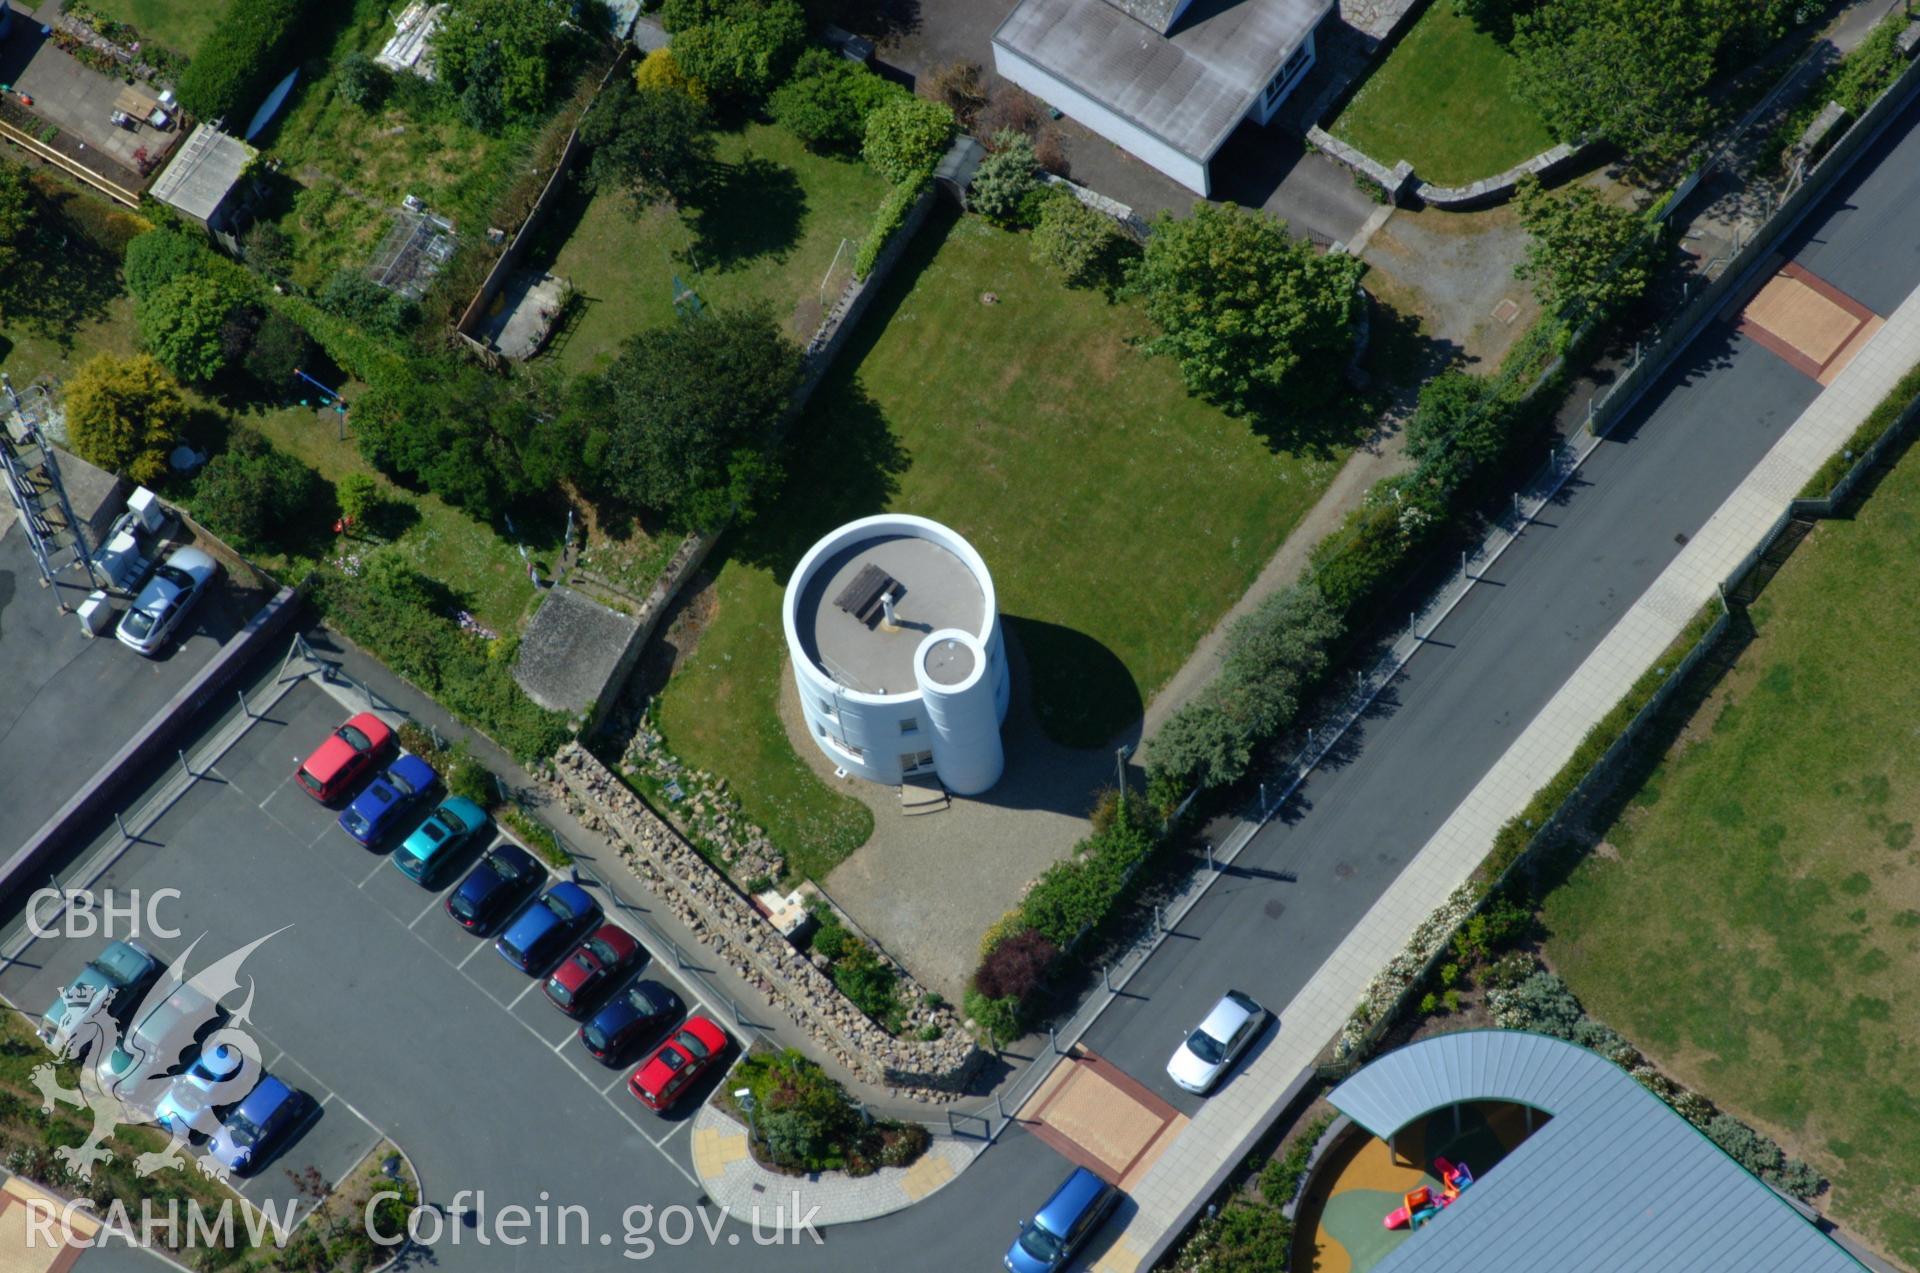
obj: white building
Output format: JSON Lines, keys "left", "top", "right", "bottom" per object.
{"left": 993, "top": 0, "right": 1333, "bottom": 196}
{"left": 783, "top": 515, "right": 1010, "bottom": 796}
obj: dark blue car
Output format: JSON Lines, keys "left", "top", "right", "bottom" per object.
{"left": 1006, "top": 1167, "right": 1119, "bottom": 1273}
{"left": 580, "top": 980, "right": 684, "bottom": 1066}
{"left": 210, "top": 1075, "right": 302, "bottom": 1176}
{"left": 446, "top": 843, "right": 543, "bottom": 936}
{"left": 496, "top": 881, "right": 599, "bottom": 974}
{"left": 337, "top": 753, "right": 439, "bottom": 846}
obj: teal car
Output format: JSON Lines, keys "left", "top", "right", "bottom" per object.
{"left": 391, "top": 797, "right": 490, "bottom": 888}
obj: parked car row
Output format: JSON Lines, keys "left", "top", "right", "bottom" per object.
{"left": 40, "top": 941, "right": 306, "bottom": 1176}
{"left": 296, "top": 710, "right": 735, "bottom": 1112}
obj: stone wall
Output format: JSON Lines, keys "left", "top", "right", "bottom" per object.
{"left": 1040, "top": 172, "right": 1153, "bottom": 240}
{"left": 1307, "top": 126, "right": 1415, "bottom": 204}
{"left": 1308, "top": 127, "right": 1589, "bottom": 211}
{"left": 549, "top": 744, "right": 985, "bottom": 1098}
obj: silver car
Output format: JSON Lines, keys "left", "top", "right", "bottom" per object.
{"left": 1167, "top": 990, "right": 1268, "bottom": 1094}
{"left": 116, "top": 546, "right": 218, "bottom": 656}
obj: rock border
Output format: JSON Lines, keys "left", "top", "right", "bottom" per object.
{"left": 1307, "top": 125, "right": 1591, "bottom": 210}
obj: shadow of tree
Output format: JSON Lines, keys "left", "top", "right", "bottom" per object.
{"left": 681, "top": 156, "right": 808, "bottom": 274}
{"left": 0, "top": 188, "right": 126, "bottom": 347}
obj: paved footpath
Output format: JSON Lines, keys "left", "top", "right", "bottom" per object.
{"left": 1085, "top": 250, "right": 1920, "bottom": 1272}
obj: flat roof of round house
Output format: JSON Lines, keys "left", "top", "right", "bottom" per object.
{"left": 795, "top": 533, "right": 985, "bottom": 696}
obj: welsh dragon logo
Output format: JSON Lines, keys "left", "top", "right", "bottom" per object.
{"left": 33, "top": 930, "right": 285, "bottom": 1182}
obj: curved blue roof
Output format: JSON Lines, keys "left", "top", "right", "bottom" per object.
{"left": 1329, "top": 1031, "right": 1862, "bottom": 1273}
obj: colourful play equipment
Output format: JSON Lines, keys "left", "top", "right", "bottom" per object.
{"left": 1382, "top": 1157, "right": 1474, "bottom": 1230}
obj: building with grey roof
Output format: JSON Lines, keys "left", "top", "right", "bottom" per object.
{"left": 1323, "top": 1031, "right": 1863, "bottom": 1273}
{"left": 149, "top": 124, "right": 258, "bottom": 251}
{"left": 993, "top": 0, "right": 1332, "bottom": 195}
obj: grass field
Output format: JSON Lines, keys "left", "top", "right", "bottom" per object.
{"left": 530, "top": 122, "right": 890, "bottom": 376}
{"left": 1543, "top": 449, "right": 1920, "bottom": 1267}
{"left": 83, "top": 0, "right": 225, "bottom": 58}
{"left": 1330, "top": 2, "right": 1556, "bottom": 186}
{"left": 653, "top": 208, "right": 1360, "bottom": 879}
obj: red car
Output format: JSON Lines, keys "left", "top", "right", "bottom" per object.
{"left": 295, "top": 712, "right": 394, "bottom": 804}
{"left": 544, "top": 924, "right": 644, "bottom": 1018}
{"left": 628, "top": 1016, "right": 729, "bottom": 1112}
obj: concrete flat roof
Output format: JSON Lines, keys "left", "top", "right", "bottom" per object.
{"left": 797, "top": 535, "right": 984, "bottom": 696}
{"left": 995, "top": 0, "right": 1331, "bottom": 164}
{"left": 150, "top": 124, "right": 254, "bottom": 223}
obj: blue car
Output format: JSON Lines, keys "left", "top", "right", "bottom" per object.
{"left": 153, "top": 1043, "right": 244, "bottom": 1134}
{"left": 496, "top": 881, "right": 599, "bottom": 974}
{"left": 37, "top": 940, "right": 159, "bottom": 1049}
{"left": 446, "top": 843, "right": 543, "bottom": 937}
{"left": 338, "top": 753, "right": 439, "bottom": 846}
{"left": 391, "top": 796, "right": 490, "bottom": 888}
{"left": 1006, "top": 1167, "right": 1119, "bottom": 1273}
{"left": 210, "top": 1075, "right": 301, "bottom": 1176}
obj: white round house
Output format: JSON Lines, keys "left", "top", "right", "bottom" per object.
{"left": 783, "top": 514, "right": 1010, "bottom": 795}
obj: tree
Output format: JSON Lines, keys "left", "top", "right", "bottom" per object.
{"left": 62, "top": 354, "right": 188, "bottom": 485}
{"left": 191, "top": 428, "right": 326, "bottom": 554}
{"left": 241, "top": 310, "right": 314, "bottom": 389}
{"left": 862, "top": 96, "right": 954, "bottom": 183}
{"left": 664, "top": 0, "right": 806, "bottom": 104}
{"left": 1130, "top": 203, "right": 1364, "bottom": 415}
{"left": 1451, "top": 0, "right": 1537, "bottom": 43}
{"left": 768, "top": 48, "right": 899, "bottom": 152}
{"left": 967, "top": 131, "right": 1040, "bottom": 225}
{"left": 1030, "top": 189, "right": 1121, "bottom": 288}
{"left": 1512, "top": 0, "right": 1726, "bottom": 169}
{"left": 123, "top": 228, "right": 207, "bottom": 300}
{"left": 335, "top": 50, "right": 389, "bottom": 109}
{"left": 1511, "top": 175, "right": 1657, "bottom": 318}
{"left": 0, "top": 165, "right": 35, "bottom": 278}
{"left": 433, "top": 0, "right": 576, "bottom": 125}
{"left": 241, "top": 221, "right": 292, "bottom": 282}
{"left": 320, "top": 269, "right": 418, "bottom": 338}
{"left": 633, "top": 47, "right": 705, "bottom": 103}
{"left": 600, "top": 307, "right": 801, "bottom": 528}
{"left": 352, "top": 359, "right": 546, "bottom": 514}
{"left": 336, "top": 472, "right": 381, "bottom": 529}
{"left": 138, "top": 274, "right": 243, "bottom": 383}
{"left": 581, "top": 79, "right": 715, "bottom": 206}
{"left": 1405, "top": 370, "right": 1512, "bottom": 496}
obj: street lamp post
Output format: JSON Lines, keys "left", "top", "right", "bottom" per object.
{"left": 735, "top": 1088, "right": 757, "bottom": 1146}
{"left": 1115, "top": 743, "right": 1132, "bottom": 808}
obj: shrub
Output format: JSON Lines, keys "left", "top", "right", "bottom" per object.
{"left": 139, "top": 274, "right": 244, "bottom": 383}
{"left": 240, "top": 309, "right": 313, "bottom": 390}
{"left": 768, "top": 47, "right": 900, "bottom": 152}
{"left": 1259, "top": 1114, "right": 1330, "bottom": 1208}
{"left": 973, "top": 928, "right": 1057, "bottom": 1002}
{"left": 1308, "top": 477, "right": 1444, "bottom": 622}
{"left": 1703, "top": 1114, "right": 1822, "bottom": 1200}
{"left": 862, "top": 96, "right": 955, "bottom": 183}
{"left": 665, "top": 0, "right": 807, "bottom": 104}
{"left": 831, "top": 941, "right": 903, "bottom": 1030}
{"left": 968, "top": 131, "right": 1040, "bottom": 226}
{"left": 319, "top": 269, "right": 418, "bottom": 339}
{"left": 808, "top": 909, "right": 854, "bottom": 961}
{"left": 920, "top": 60, "right": 988, "bottom": 128}
{"left": 176, "top": 0, "right": 321, "bottom": 121}
{"left": 432, "top": 0, "right": 578, "bottom": 125}
{"left": 500, "top": 807, "right": 572, "bottom": 867}
{"left": 191, "top": 428, "right": 326, "bottom": 554}
{"left": 446, "top": 748, "right": 494, "bottom": 806}
{"left": 1450, "top": 896, "right": 1533, "bottom": 961}
{"left": 1031, "top": 189, "right": 1123, "bottom": 288}
{"left": 1180, "top": 1200, "right": 1291, "bottom": 1273}
{"left": 962, "top": 987, "right": 1023, "bottom": 1046}
{"left": 335, "top": 51, "right": 388, "bottom": 109}
{"left": 1482, "top": 949, "right": 1538, "bottom": 990}
{"left": 123, "top": 228, "right": 207, "bottom": 299}
{"left": 853, "top": 173, "right": 929, "bottom": 278}
{"left": 634, "top": 47, "right": 705, "bottom": 103}
{"left": 978, "top": 909, "right": 1027, "bottom": 958}
{"left": 879, "top": 1122, "right": 929, "bottom": 1167}
{"left": 1018, "top": 822, "right": 1154, "bottom": 948}
{"left": 1418, "top": 991, "right": 1439, "bottom": 1015}
{"left": 1486, "top": 970, "right": 1584, "bottom": 1039}
{"left": 62, "top": 354, "right": 187, "bottom": 485}
{"left": 335, "top": 472, "right": 380, "bottom": 528}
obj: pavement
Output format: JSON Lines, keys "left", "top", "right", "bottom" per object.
{"left": 0, "top": 12, "right": 177, "bottom": 183}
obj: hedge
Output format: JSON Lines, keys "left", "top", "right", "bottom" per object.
{"left": 1795, "top": 359, "right": 1920, "bottom": 500}
{"left": 175, "top": 0, "right": 323, "bottom": 122}
{"left": 853, "top": 172, "right": 929, "bottom": 279}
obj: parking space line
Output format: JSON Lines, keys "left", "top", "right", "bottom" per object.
{"left": 599, "top": 1070, "right": 627, "bottom": 1098}
{"left": 357, "top": 860, "right": 389, "bottom": 889}
{"left": 506, "top": 979, "right": 539, "bottom": 1010}
{"left": 456, "top": 938, "right": 491, "bottom": 970}
{"left": 653, "top": 1119, "right": 691, "bottom": 1146}
{"left": 406, "top": 895, "right": 443, "bottom": 930}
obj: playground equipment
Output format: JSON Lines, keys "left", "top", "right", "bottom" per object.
{"left": 1383, "top": 1158, "right": 1474, "bottom": 1230}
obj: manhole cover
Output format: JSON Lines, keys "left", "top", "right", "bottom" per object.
{"left": 1492, "top": 297, "right": 1521, "bottom": 325}
{"left": 1264, "top": 899, "right": 1286, "bottom": 919}
{"left": 1334, "top": 862, "right": 1355, "bottom": 879}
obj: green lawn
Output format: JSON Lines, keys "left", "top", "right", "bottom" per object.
{"left": 655, "top": 208, "right": 1357, "bottom": 880}
{"left": 530, "top": 122, "right": 890, "bottom": 376}
{"left": 1330, "top": 2, "right": 1556, "bottom": 186}
{"left": 1542, "top": 450, "right": 1920, "bottom": 1267}
{"left": 83, "top": 0, "right": 225, "bottom": 58}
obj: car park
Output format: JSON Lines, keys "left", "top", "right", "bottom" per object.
{"left": 496, "top": 881, "right": 600, "bottom": 974}
{"left": 114, "top": 546, "right": 218, "bottom": 657}
{"left": 1166, "top": 990, "right": 1267, "bottom": 1095}
{"left": 544, "top": 924, "right": 643, "bottom": 1019}
{"left": 1005, "top": 1166, "right": 1120, "bottom": 1273}
{"left": 37, "top": 939, "right": 158, "bottom": 1049}
{"left": 390, "top": 795, "right": 489, "bottom": 887}
{"left": 446, "top": 843, "right": 544, "bottom": 936}
{"left": 580, "top": 981, "right": 683, "bottom": 1066}
{"left": 153, "top": 1042, "right": 244, "bottom": 1134}
{"left": 295, "top": 712, "right": 394, "bottom": 804}
{"left": 628, "top": 1015, "right": 729, "bottom": 1112}
{"left": 210, "top": 1075, "right": 301, "bottom": 1176}
{"left": 337, "top": 753, "right": 439, "bottom": 845}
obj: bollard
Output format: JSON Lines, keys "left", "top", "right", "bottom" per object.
{"left": 1103, "top": 965, "right": 1113, "bottom": 993}
{"left": 115, "top": 811, "right": 130, "bottom": 842}
{"left": 1205, "top": 842, "right": 1215, "bottom": 872}
{"left": 237, "top": 690, "right": 251, "bottom": 720}
{"left": 1156, "top": 905, "right": 1166, "bottom": 934}
{"left": 430, "top": 724, "right": 445, "bottom": 751}
{"left": 1050, "top": 1027, "right": 1060, "bottom": 1056}
{"left": 675, "top": 944, "right": 688, "bottom": 970}
{"left": 178, "top": 750, "right": 193, "bottom": 781}
{"left": 732, "top": 998, "right": 744, "bottom": 1028}
{"left": 1259, "top": 782, "right": 1267, "bottom": 816}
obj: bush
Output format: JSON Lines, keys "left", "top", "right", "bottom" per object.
{"left": 853, "top": 173, "right": 929, "bottom": 278}
{"left": 500, "top": 807, "right": 572, "bottom": 867}
{"left": 1031, "top": 189, "right": 1125, "bottom": 289}
{"left": 634, "top": 47, "right": 705, "bottom": 103}
{"left": 1704, "top": 1114, "right": 1823, "bottom": 1200}
{"left": 862, "top": 96, "right": 955, "bottom": 183}
{"left": 920, "top": 60, "right": 988, "bottom": 128}
{"left": 138, "top": 274, "right": 245, "bottom": 383}
{"left": 665, "top": 0, "right": 807, "bottom": 104}
{"left": 191, "top": 428, "right": 327, "bottom": 554}
{"left": 123, "top": 228, "right": 208, "bottom": 300}
{"left": 1450, "top": 896, "right": 1532, "bottom": 961}
{"left": 768, "top": 47, "right": 901, "bottom": 152}
{"left": 973, "top": 928, "right": 1057, "bottom": 1002}
{"left": 1486, "top": 969, "right": 1584, "bottom": 1039}
{"left": 176, "top": 0, "right": 321, "bottom": 121}
{"left": 1259, "top": 1114, "right": 1330, "bottom": 1208}
{"left": 319, "top": 269, "right": 418, "bottom": 340}
{"left": 432, "top": 0, "right": 579, "bottom": 126}
{"left": 1308, "top": 477, "right": 1444, "bottom": 622}
{"left": 831, "top": 941, "right": 903, "bottom": 1031}
{"left": 1180, "top": 1200, "right": 1291, "bottom": 1273}
{"left": 335, "top": 472, "right": 380, "bottom": 528}
{"left": 967, "top": 131, "right": 1039, "bottom": 225}
{"left": 962, "top": 987, "right": 1023, "bottom": 1046}
{"left": 62, "top": 353, "right": 188, "bottom": 485}
{"left": 878, "top": 1122, "right": 929, "bottom": 1167}
{"left": 1018, "top": 822, "right": 1155, "bottom": 948}
{"left": 240, "top": 309, "right": 313, "bottom": 390}
{"left": 335, "top": 51, "right": 388, "bottom": 109}
{"left": 808, "top": 908, "right": 854, "bottom": 961}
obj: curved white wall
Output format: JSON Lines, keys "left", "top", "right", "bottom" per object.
{"left": 783, "top": 515, "right": 1009, "bottom": 795}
